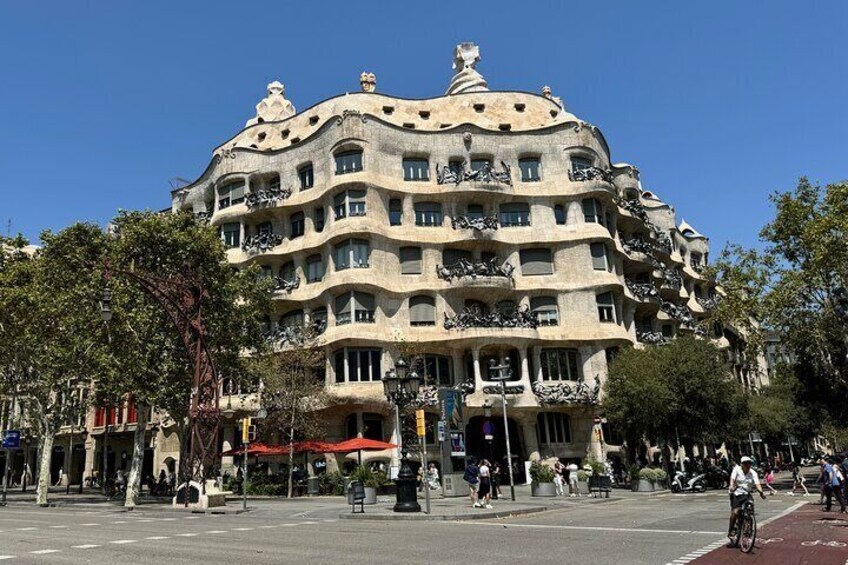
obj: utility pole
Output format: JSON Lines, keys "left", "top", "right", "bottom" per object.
{"left": 488, "top": 359, "right": 516, "bottom": 501}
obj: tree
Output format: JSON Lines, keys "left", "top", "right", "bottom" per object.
{"left": 0, "top": 226, "right": 109, "bottom": 506}
{"left": 256, "top": 327, "right": 328, "bottom": 498}
{"left": 710, "top": 179, "right": 848, "bottom": 423}
{"left": 603, "top": 337, "right": 748, "bottom": 464}
{"left": 102, "top": 210, "right": 270, "bottom": 507}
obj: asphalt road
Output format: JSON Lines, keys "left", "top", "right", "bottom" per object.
{"left": 0, "top": 492, "right": 808, "bottom": 564}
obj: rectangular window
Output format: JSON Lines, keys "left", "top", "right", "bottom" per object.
{"left": 298, "top": 164, "right": 314, "bottom": 190}
{"left": 415, "top": 202, "right": 442, "bottom": 227}
{"left": 354, "top": 291, "right": 375, "bottom": 323}
{"left": 218, "top": 181, "right": 245, "bottom": 209}
{"left": 519, "top": 158, "right": 541, "bottom": 182}
{"left": 466, "top": 204, "right": 484, "bottom": 220}
{"left": 590, "top": 242, "right": 608, "bottom": 271}
{"left": 443, "top": 248, "right": 472, "bottom": 266}
{"left": 290, "top": 212, "right": 305, "bottom": 238}
{"left": 583, "top": 198, "right": 602, "bottom": 223}
{"left": 335, "top": 151, "right": 363, "bottom": 175}
{"left": 280, "top": 262, "right": 296, "bottom": 284}
{"left": 531, "top": 296, "right": 558, "bottom": 326}
{"left": 348, "top": 190, "right": 366, "bottom": 217}
{"left": 409, "top": 296, "right": 436, "bottom": 326}
{"left": 423, "top": 355, "right": 453, "bottom": 386}
{"left": 314, "top": 207, "right": 325, "bottom": 232}
{"left": 571, "top": 156, "right": 592, "bottom": 173}
{"left": 520, "top": 248, "right": 553, "bottom": 276}
{"left": 221, "top": 223, "right": 240, "bottom": 248}
{"left": 403, "top": 158, "right": 430, "bottom": 181}
{"left": 334, "top": 192, "right": 346, "bottom": 220}
{"left": 540, "top": 349, "right": 580, "bottom": 381}
{"left": 499, "top": 203, "right": 531, "bottom": 227}
{"left": 536, "top": 413, "right": 571, "bottom": 445}
{"left": 306, "top": 255, "right": 324, "bottom": 283}
{"left": 554, "top": 205, "right": 567, "bottom": 225}
{"left": 334, "top": 239, "right": 370, "bottom": 270}
{"left": 400, "top": 246, "right": 422, "bottom": 274}
{"left": 597, "top": 292, "right": 616, "bottom": 323}
{"left": 389, "top": 199, "right": 403, "bottom": 226}
{"left": 471, "top": 159, "right": 492, "bottom": 172}
{"left": 334, "top": 241, "right": 351, "bottom": 271}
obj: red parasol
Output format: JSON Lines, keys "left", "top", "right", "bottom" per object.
{"left": 221, "top": 441, "right": 280, "bottom": 457}
{"left": 326, "top": 438, "right": 397, "bottom": 465}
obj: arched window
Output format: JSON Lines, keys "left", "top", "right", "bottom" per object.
{"left": 298, "top": 163, "right": 314, "bottom": 190}
{"left": 334, "top": 190, "right": 367, "bottom": 219}
{"left": 334, "top": 150, "right": 363, "bottom": 175}
{"left": 536, "top": 412, "right": 571, "bottom": 445}
{"left": 499, "top": 202, "right": 531, "bottom": 227}
{"left": 530, "top": 296, "right": 558, "bottom": 326}
{"left": 409, "top": 295, "right": 436, "bottom": 326}
{"left": 281, "top": 309, "right": 304, "bottom": 328}
{"left": 389, "top": 198, "right": 403, "bottom": 226}
{"left": 280, "top": 261, "right": 296, "bottom": 283}
{"left": 290, "top": 212, "right": 305, "bottom": 238}
{"left": 496, "top": 300, "right": 516, "bottom": 315}
{"left": 540, "top": 348, "right": 580, "bottom": 381}
{"left": 464, "top": 299, "right": 487, "bottom": 316}
{"left": 335, "top": 291, "right": 376, "bottom": 325}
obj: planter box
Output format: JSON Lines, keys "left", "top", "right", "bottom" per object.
{"left": 577, "top": 480, "right": 590, "bottom": 495}
{"left": 631, "top": 479, "right": 664, "bottom": 492}
{"left": 531, "top": 482, "right": 557, "bottom": 497}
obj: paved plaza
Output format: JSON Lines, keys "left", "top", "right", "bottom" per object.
{"left": 2, "top": 481, "right": 844, "bottom": 564}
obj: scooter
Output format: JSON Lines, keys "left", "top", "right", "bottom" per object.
{"left": 671, "top": 470, "right": 707, "bottom": 493}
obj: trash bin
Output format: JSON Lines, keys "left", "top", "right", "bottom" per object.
{"left": 307, "top": 476, "right": 320, "bottom": 495}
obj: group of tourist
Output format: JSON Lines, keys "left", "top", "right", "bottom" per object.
{"left": 552, "top": 460, "right": 582, "bottom": 497}
{"left": 463, "top": 457, "right": 503, "bottom": 508}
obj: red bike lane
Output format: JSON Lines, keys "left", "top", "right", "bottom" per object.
{"left": 685, "top": 503, "right": 848, "bottom": 565}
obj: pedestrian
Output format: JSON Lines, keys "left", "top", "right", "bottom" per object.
{"left": 425, "top": 462, "right": 440, "bottom": 491}
{"left": 789, "top": 463, "right": 810, "bottom": 496}
{"left": 553, "top": 460, "right": 565, "bottom": 496}
{"left": 463, "top": 457, "right": 480, "bottom": 508}
{"left": 821, "top": 458, "right": 846, "bottom": 513}
{"left": 54, "top": 467, "right": 64, "bottom": 487}
{"left": 764, "top": 467, "right": 778, "bottom": 495}
{"left": 491, "top": 462, "right": 501, "bottom": 500}
{"left": 567, "top": 462, "right": 579, "bottom": 497}
{"left": 478, "top": 459, "right": 493, "bottom": 509}
{"left": 817, "top": 460, "right": 828, "bottom": 505}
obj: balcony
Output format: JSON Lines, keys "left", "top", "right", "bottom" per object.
{"left": 659, "top": 268, "right": 683, "bottom": 290}
{"left": 621, "top": 237, "right": 654, "bottom": 256}
{"left": 436, "top": 258, "right": 515, "bottom": 283}
{"left": 263, "top": 321, "right": 324, "bottom": 346}
{"left": 531, "top": 377, "right": 601, "bottom": 405}
{"left": 245, "top": 186, "right": 292, "bottom": 208}
{"left": 696, "top": 296, "right": 719, "bottom": 311}
{"left": 625, "top": 278, "right": 660, "bottom": 302}
{"left": 444, "top": 306, "right": 537, "bottom": 330}
{"left": 451, "top": 215, "right": 499, "bottom": 231}
{"left": 691, "top": 262, "right": 706, "bottom": 275}
{"left": 569, "top": 167, "right": 612, "bottom": 183}
{"left": 241, "top": 233, "right": 283, "bottom": 253}
{"left": 272, "top": 276, "right": 300, "bottom": 293}
{"left": 636, "top": 330, "right": 667, "bottom": 344}
{"left": 436, "top": 161, "right": 512, "bottom": 187}
{"left": 613, "top": 195, "right": 647, "bottom": 220}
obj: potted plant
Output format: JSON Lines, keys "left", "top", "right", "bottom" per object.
{"left": 529, "top": 462, "right": 557, "bottom": 497}
{"left": 348, "top": 465, "right": 379, "bottom": 504}
{"left": 576, "top": 469, "right": 590, "bottom": 495}
{"left": 631, "top": 467, "right": 669, "bottom": 492}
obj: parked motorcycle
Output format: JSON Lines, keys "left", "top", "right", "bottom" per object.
{"left": 670, "top": 470, "right": 707, "bottom": 493}
{"left": 703, "top": 466, "right": 729, "bottom": 489}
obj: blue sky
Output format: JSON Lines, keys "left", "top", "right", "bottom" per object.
{"left": 1, "top": 1, "right": 845, "bottom": 250}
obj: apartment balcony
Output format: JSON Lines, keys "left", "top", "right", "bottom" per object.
{"left": 245, "top": 186, "right": 292, "bottom": 208}
{"left": 444, "top": 307, "right": 538, "bottom": 330}
{"left": 636, "top": 330, "right": 667, "bottom": 345}
{"left": 436, "top": 259, "right": 515, "bottom": 285}
{"left": 435, "top": 161, "right": 513, "bottom": 189}
{"left": 451, "top": 215, "right": 499, "bottom": 232}
{"left": 625, "top": 278, "right": 660, "bottom": 302}
{"left": 569, "top": 167, "right": 612, "bottom": 183}
{"left": 531, "top": 377, "right": 601, "bottom": 406}
{"left": 241, "top": 232, "right": 283, "bottom": 253}
{"left": 696, "top": 296, "right": 719, "bottom": 311}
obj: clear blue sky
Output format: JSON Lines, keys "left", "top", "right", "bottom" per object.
{"left": 1, "top": 1, "right": 845, "bottom": 250}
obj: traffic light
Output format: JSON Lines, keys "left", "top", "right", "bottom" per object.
{"left": 241, "top": 417, "right": 252, "bottom": 443}
{"left": 416, "top": 409, "right": 425, "bottom": 438}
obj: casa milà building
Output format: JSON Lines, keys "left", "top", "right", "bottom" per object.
{"left": 169, "top": 43, "right": 736, "bottom": 479}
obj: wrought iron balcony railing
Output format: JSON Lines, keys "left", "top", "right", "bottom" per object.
{"left": 569, "top": 166, "right": 612, "bottom": 183}
{"left": 241, "top": 232, "right": 283, "bottom": 253}
{"left": 245, "top": 186, "right": 292, "bottom": 208}
{"left": 531, "top": 376, "right": 601, "bottom": 405}
{"left": 436, "top": 258, "right": 515, "bottom": 282}
{"left": 444, "top": 306, "right": 538, "bottom": 330}
{"left": 660, "top": 268, "right": 683, "bottom": 289}
{"left": 263, "top": 321, "right": 325, "bottom": 346}
{"left": 272, "top": 276, "right": 300, "bottom": 293}
{"left": 696, "top": 296, "right": 719, "bottom": 310}
{"left": 621, "top": 237, "right": 654, "bottom": 255}
{"left": 625, "top": 278, "right": 660, "bottom": 301}
{"left": 691, "top": 262, "right": 706, "bottom": 275}
{"left": 436, "top": 161, "right": 512, "bottom": 187}
{"left": 636, "top": 330, "right": 667, "bottom": 345}
{"left": 451, "top": 215, "right": 499, "bottom": 231}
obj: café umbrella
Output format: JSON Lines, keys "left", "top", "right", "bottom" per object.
{"left": 326, "top": 438, "right": 397, "bottom": 465}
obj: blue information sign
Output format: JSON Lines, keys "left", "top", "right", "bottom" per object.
{"left": 2, "top": 430, "right": 21, "bottom": 449}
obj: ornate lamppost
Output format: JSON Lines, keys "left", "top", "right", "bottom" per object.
{"left": 382, "top": 358, "right": 422, "bottom": 512}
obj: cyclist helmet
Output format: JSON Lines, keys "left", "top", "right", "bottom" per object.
{"left": 740, "top": 456, "right": 753, "bottom": 464}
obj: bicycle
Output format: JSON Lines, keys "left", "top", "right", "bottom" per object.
{"left": 732, "top": 494, "right": 757, "bottom": 553}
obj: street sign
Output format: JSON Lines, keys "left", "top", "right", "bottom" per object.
{"left": 482, "top": 421, "right": 495, "bottom": 441}
{"left": 1, "top": 430, "right": 20, "bottom": 449}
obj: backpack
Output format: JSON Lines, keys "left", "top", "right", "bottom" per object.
{"left": 463, "top": 465, "right": 478, "bottom": 484}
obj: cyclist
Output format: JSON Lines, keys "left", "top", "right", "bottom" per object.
{"left": 727, "top": 456, "right": 766, "bottom": 547}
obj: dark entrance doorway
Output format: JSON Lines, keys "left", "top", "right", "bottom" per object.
{"left": 465, "top": 416, "right": 525, "bottom": 483}
{"left": 50, "top": 446, "right": 65, "bottom": 485}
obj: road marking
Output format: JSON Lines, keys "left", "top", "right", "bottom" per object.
{"left": 145, "top": 536, "right": 169, "bottom": 540}
{"left": 80, "top": 523, "right": 100, "bottom": 526}
{"left": 72, "top": 545, "right": 101, "bottom": 549}
{"left": 160, "top": 518, "right": 176, "bottom": 521}
{"left": 206, "top": 530, "right": 227, "bottom": 534}
{"left": 48, "top": 525, "right": 67, "bottom": 529}
{"left": 112, "top": 520, "right": 128, "bottom": 524}
{"left": 15, "top": 528, "right": 37, "bottom": 531}
{"left": 110, "top": 540, "right": 137, "bottom": 544}
{"left": 459, "top": 522, "right": 724, "bottom": 535}
{"left": 176, "top": 533, "right": 199, "bottom": 537}
{"left": 0, "top": 557, "right": 14, "bottom": 560}
{"left": 232, "top": 527, "right": 254, "bottom": 531}
{"left": 30, "top": 550, "right": 60, "bottom": 555}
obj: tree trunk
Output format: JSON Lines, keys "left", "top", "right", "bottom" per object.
{"left": 124, "top": 404, "right": 149, "bottom": 508}
{"left": 36, "top": 430, "right": 55, "bottom": 506}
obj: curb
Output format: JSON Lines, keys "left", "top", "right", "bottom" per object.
{"left": 338, "top": 505, "right": 548, "bottom": 521}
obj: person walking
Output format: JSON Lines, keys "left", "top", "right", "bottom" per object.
{"left": 477, "top": 459, "right": 493, "bottom": 509}
{"left": 553, "top": 460, "right": 565, "bottom": 496}
{"left": 463, "top": 457, "right": 480, "bottom": 508}
{"left": 491, "top": 462, "right": 501, "bottom": 500}
{"left": 567, "top": 462, "right": 580, "bottom": 497}
{"left": 789, "top": 463, "right": 810, "bottom": 496}
{"left": 764, "top": 467, "right": 778, "bottom": 495}
{"left": 822, "top": 458, "right": 846, "bottom": 513}
{"left": 425, "top": 462, "right": 440, "bottom": 491}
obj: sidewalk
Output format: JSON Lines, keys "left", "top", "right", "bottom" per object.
{"left": 684, "top": 502, "right": 848, "bottom": 565}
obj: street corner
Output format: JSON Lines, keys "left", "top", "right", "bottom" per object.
{"left": 678, "top": 502, "right": 848, "bottom": 565}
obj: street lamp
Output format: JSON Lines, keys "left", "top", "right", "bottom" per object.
{"left": 488, "top": 358, "right": 516, "bottom": 501}
{"left": 98, "top": 286, "right": 112, "bottom": 496}
{"left": 382, "top": 358, "right": 422, "bottom": 512}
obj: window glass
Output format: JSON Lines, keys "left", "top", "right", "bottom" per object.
{"left": 362, "top": 413, "right": 384, "bottom": 439}
{"left": 314, "top": 207, "right": 325, "bottom": 232}
{"left": 281, "top": 309, "right": 304, "bottom": 328}
{"left": 554, "top": 205, "right": 567, "bottom": 225}
{"left": 290, "top": 212, "right": 305, "bottom": 238}
{"left": 571, "top": 156, "right": 592, "bottom": 173}
{"left": 298, "top": 164, "right": 314, "bottom": 190}
{"left": 499, "top": 202, "right": 531, "bottom": 227}
{"left": 335, "top": 150, "right": 363, "bottom": 175}
{"left": 218, "top": 181, "right": 245, "bottom": 209}
{"left": 583, "top": 198, "right": 602, "bottom": 223}
{"left": 518, "top": 158, "right": 541, "bottom": 182}
{"left": 597, "top": 291, "right": 616, "bottom": 323}
{"left": 334, "top": 240, "right": 351, "bottom": 270}
{"left": 520, "top": 248, "right": 553, "bottom": 276}
{"left": 389, "top": 199, "right": 403, "bottom": 226}
{"left": 536, "top": 413, "right": 572, "bottom": 445}
{"left": 351, "top": 239, "right": 370, "bottom": 268}
{"left": 353, "top": 292, "right": 376, "bottom": 323}
{"left": 221, "top": 223, "right": 240, "bottom": 248}
{"left": 590, "top": 242, "right": 608, "bottom": 271}
{"left": 280, "top": 261, "right": 296, "bottom": 283}
{"left": 423, "top": 354, "right": 453, "bottom": 386}
{"left": 443, "top": 248, "right": 472, "bottom": 266}
{"left": 400, "top": 247, "right": 422, "bottom": 274}
{"left": 348, "top": 190, "right": 366, "bottom": 217}
{"left": 471, "top": 159, "right": 492, "bottom": 172}
{"left": 257, "top": 221, "right": 273, "bottom": 235}
{"left": 540, "top": 349, "right": 580, "bottom": 381}
{"left": 466, "top": 204, "right": 484, "bottom": 219}
{"left": 334, "top": 192, "right": 347, "bottom": 220}
{"left": 306, "top": 254, "right": 324, "bottom": 283}
{"left": 409, "top": 295, "right": 436, "bottom": 326}
{"left": 530, "top": 296, "right": 558, "bottom": 326}
{"left": 403, "top": 158, "right": 430, "bottom": 181}
{"left": 415, "top": 202, "right": 443, "bottom": 227}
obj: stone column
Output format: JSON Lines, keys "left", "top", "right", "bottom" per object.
{"left": 521, "top": 419, "right": 541, "bottom": 463}
{"left": 518, "top": 347, "right": 530, "bottom": 384}
{"left": 531, "top": 346, "right": 542, "bottom": 382}
{"left": 451, "top": 351, "right": 464, "bottom": 384}
{"left": 472, "top": 349, "right": 483, "bottom": 391}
